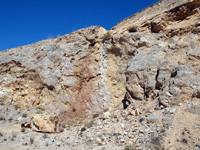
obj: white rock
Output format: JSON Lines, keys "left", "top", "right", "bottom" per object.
{"left": 169, "top": 108, "right": 177, "bottom": 114}
{"left": 103, "top": 112, "right": 111, "bottom": 119}
{"left": 56, "top": 141, "right": 62, "bottom": 147}
{"left": 48, "top": 138, "right": 54, "bottom": 146}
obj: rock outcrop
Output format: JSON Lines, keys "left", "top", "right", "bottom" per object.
{"left": 0, "top": 0, "right": 200, "bottom": 149}
{"left": 31, "top": 114, "right": 59, "bottom": 133}
{"left": 0, "top": 26, "right": 110, "bottom": 117}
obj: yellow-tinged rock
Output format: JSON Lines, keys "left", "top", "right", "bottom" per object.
{"left": 30, "top": 114, "right": 59, "bottom": 133}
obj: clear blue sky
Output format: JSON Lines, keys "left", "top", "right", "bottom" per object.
{"left": 0, "top": 0, "right": 160, "bottom": 51}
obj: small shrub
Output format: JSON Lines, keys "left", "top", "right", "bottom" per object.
{"left": 11, "top": 134, "right": 16, "bottom": 141}
{"left": 30, "top": 137, "right": 34, "bottom": 144}
{"left": 93, "top": 113, "right": 100, "bottom": 118}
{"left": 139, "top": 117, "right": 144, "bottom": 123}
{"left": 14, "top": 105, "right": 19, "bottom": 110}
{"left": 22, "top": 113, "right": 27, "bottom": 118}
{"left": 72, "top": 108, "right": 76, "bottom": 112}
{"left": 80, "top": 127, "right": 86, "bottom": 132}
{"left": 103, "top": 32, "right": 112, "bottom": 42}
{"left": 104, "top": 32, "right": 111, "bottom": 37}
{"left": 127, "top": 25, "right": 138, "bottom": 32}
{"left": 124, "top": 145, "right": 136, "bottom": 150}
{"left": 59, "top": 128, "right": 64, "bottom": 132}
{"left": 36, "top": 111, "right": 41, "bottom": 114}
{"left": 104, "top": 108, "right": 109, "bottom": 112}
{"left": 151, "top": 144, "right": 162, "bottom": 150}
{"left": 21, "top": 127, "right": 26, "bottom": 133}
{"left": 0, "top": 132, "right": 3, "bottom": 136}
{"left": 86, "top": 121, "right": 94, "bottom": 128}
{"left": 182, "top": 138, "right": 188, "bottom": 144}
{"left": 0, "top": 116, "right": 5, "bottom": 121}
{"left": 151, "top": 136, "right": 163, "bottom": 150}
{"left": 42, "top": 134, "right": 48, "bottom": 139}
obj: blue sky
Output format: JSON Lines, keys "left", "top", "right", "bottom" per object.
{"left": 0, "top": 0, "right": 159, "bottom": 51}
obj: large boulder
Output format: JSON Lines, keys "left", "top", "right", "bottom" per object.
{"left": 30, "top": 114, "right": 59, "bottom": 133}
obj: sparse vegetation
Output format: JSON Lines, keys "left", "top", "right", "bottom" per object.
{"left": 42, "top": 134, "right": 48, "bottom": 139}
{"left": 72, "top": 107, "right": 76, "bottom": 112}
{"left": 151, "top": 144, "right": 163, "bottom": 150}
{"left": 124, "top": 145, "right": 136, "bottom": 150}
{"left": 182, "top": 138, "right": 188, "bottom": 144}
{"left": 103, "top": 32, "right": 112, "bottom": 42}
{"left": 104, "top": 32, "right": 111, "bottom": 38}
{"left": 92, "top": 113, "right": 100, "bottom": 118}
{"left": 21, "top": 127, "right": 26, "bottom": 132}
{"left": 30, "top": 137, "right": 34, "bottom": 144}
{"left": 14, "top": 105, "right": 19, "bottom": 110}
{"left": 22, "top": 113, "right": 27, "bottom": 118}
{"left": 36, "top": 110, "right": 41, "bottom": 114}
{"left": 104, "top": 108, "right": 109, "bottom": 112}
{"left": 151, "top": 136, "right": 163, "bottom": 150}
{"left": 0, "top": 132, "right": 3, "bottom": 137}
{"left": 127, "top": 25, "right": 138, "bottom": 32}
{"left": 80, "top": 127, "right": 86, "bottom": 132}
{"left": 86, "top": 120, "right": 94, "bottom": 128}
{"left": 0, "top": 116, "right": 5, "bottom": 121}
{"left": 11, "top": 134, "right": 16, "bottom": 141}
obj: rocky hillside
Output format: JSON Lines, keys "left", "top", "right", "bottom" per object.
{"left": 0, "top": 0, "right": 200, "bottom": 149}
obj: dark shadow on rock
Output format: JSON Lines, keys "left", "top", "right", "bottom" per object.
{"left": 122, "top": 93, "right": 131, "bottom": 109}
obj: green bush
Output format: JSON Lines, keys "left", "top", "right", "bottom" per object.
{"left": 127, "top": 25, "right": 138, "bottom": 32}
{"left": 103, "top": 32, "right": 112, "bottom": 42}
{"left": 36, "top": 111, "right": 41, "bottom": 114}
{"left": 21, "top": 127, "right": 26, "bottom": 133}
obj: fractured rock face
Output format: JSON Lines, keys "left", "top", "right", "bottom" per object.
{"left": 0, "top": 0, "right": 200, "bottom": 149}
{"left": 0, "top": 0, "right": 199, "bottom": 117}
{"left": 0, "top": 26, "right": 110, "bottom": 117}
{"left": 125, "top": 32, "right": 200, "bottom": 107}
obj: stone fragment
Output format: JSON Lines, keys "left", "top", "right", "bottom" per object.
{"left": 196, "top": 143, "right": 200, "bottom": 148}
{"left": 169, "top": 108, "right": 177, "bottom": 114}
{"left": 151, "top": 18, "right": 166, "bottom": 33}
{"left": 130, "top": 110, "right": 136, "bottom": 116}
{"left": 135, "top": 109, "right": 140, "bottom": 116}
{"left": 147, "top": 114, "right": 157, "bottom": 123}
{"left": 56, "top": 141, "right": 62, "bottom": 147}
{"left": 48, "top": 138, "right": 55, "bottom": 146}
{"left": 165, "top": 107, "right": 177, "bottom": 114}
{"left": 102, "top": 112, "right": 111, "bottom": 119}
{"left": 22, "top": 142, "right": 28, "bottom": 146}
{"left": 186, "top": 102, "right": 200, "bottom": 115}
{"left": 30, "top": 114, "right": 59, "bottom": 133}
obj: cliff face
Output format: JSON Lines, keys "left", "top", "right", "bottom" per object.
{"left": 0, "top": 0, "right": 200, "bottom": 149}
{"left": 0, "top": 27, "right": 110, "bottom": 115}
